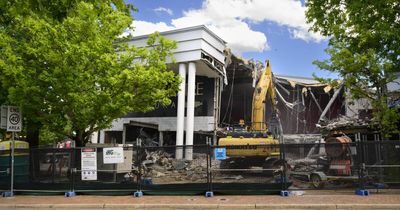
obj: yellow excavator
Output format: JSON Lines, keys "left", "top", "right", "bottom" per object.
{"left": 218, "top": 60, "right": 283, "bottom": 171}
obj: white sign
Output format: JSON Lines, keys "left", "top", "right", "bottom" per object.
{"left": 0, "top": 106, "right": 7, "bottom": 129}
{"left": 81, "top": 148, "right": 97, "bottom": 181}
{"left": 6, "top": 106, "right": 21, "bottom": 132}
{"left": 103, "top": 147, "right": 124, "bottom": 164}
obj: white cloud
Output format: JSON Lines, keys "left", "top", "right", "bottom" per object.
{"left": 172, "top": 0, "right": 324, "bottom": 43}
{"left": 154, "top": 7, "right": 173, "bottom": 16}
{"left": 128, "top": 21, "right": 175, "bottom": 36}
{"left": 126, "top": 0, "right": 324, "bottom": 53}
{"left": 170, "top": 8, "right": 269, "bottom": 53}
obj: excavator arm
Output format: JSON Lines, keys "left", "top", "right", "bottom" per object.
{"left": 251, "top": 60, "right": 277, "bottom": 131}
{"left": 218, "top": 60, "right": 280, "bottom": 159}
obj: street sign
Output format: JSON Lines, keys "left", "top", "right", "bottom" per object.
{"left": 0, "top": 106, "right": 7, "bottom": 129}
{"left": 6, "top": 106, "right": 21, "bottom": 132}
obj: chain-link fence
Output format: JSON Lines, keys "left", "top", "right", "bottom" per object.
{"left": 1, "top": 139, "right": 399, "bottom": 195}
{"left": 209, "top": 144, "right": 287, "bottom": 195}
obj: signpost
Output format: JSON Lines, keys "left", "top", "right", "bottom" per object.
{"left": 1, "top": 105, "right": 22, "bottom": 197}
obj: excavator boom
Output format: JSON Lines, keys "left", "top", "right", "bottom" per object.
{"left": 218, "top": 60, "right": 280, "bottom": 160}
{"left": 251, "top": 60, "right": 276, "bottom": 131}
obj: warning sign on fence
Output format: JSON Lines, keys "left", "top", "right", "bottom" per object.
{"left": 81, "top": 148, "right": 97, "bottom": 181}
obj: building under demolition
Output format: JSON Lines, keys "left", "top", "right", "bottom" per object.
{"left": 220, "top": 54, "right": 345, "bottom": 135}
{"left": 96, "top": 26, "right": 368, "bottom": 147}
{"left": 96, "top": 26, "right": 227, "bottom": 158}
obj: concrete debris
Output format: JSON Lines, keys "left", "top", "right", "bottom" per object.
{"left": 283, "top": 134, "right": 322, "bottom": 144}
{"left": 171, "top": 160, "right": 186, "bottom": 170}
{"left": 139, "top": 150, "right": 271, "bottom": 184}
{"left": 317, "top": 115, "right": 370, "bottom": 131}
{"left": 142, "top": 160, "right": 155, "bottom": 170}
{"left": 155, "top": 171, "right": 165, "bottom": 177}
{"left": 222, "top": 175, "right": 243, "bottom": 180}
{"left": 290, "top": 190, "right": 305, "bottom": 196}
{"left": 290, "top": 161, "right": 318, "bottom": 172}
{"left": 141, "top": 150, "right": 211, "bottom": 182}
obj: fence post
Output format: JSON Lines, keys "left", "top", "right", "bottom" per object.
{"left": 65, "top": 148, "right": 76, "bottom": 197}
{"left": 205, "top": 138, "right": 213, "bottom": 197}
{"left": 52, "top": 149, "right": 56, "bottom": 184}
{"left": 355, "top": 133, "right": 369, "bottom": 196}
{"left": 2, "top": 141, "right": 14, "bottom": 197}
{"left": 280, "top": 142, "right": 289, "bottom": 197}
{"left": 133, "top": 138, "right": 143, "bottom": 197}
{"left": 360, "top": 139, "right": 366, "bottom": 190}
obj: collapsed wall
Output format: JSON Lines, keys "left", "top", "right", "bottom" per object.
{"left": 220, "top": 55, "right": 345, "bottom": 135}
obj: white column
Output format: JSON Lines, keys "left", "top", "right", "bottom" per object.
{"left": 185, "top": 62, "right": 196, "bottom": 160}
{"left": 99, "top": 130, "right": 105, "bottom": 144}
{"left": 122, "top": 124, "right": 126, "bottom": 144}
{"left": 176, "top": 63, "right": 186, "bottom": 159}
{"left": 159, "top": 131, "right": 164, "bottom": 147}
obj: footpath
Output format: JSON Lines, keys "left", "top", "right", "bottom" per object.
{"left": 1, "top": 192, "right": 400, "bottom": 209}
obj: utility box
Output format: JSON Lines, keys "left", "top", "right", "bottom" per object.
{"left": 0, "top": 140, "right": 29, "bottom": 184}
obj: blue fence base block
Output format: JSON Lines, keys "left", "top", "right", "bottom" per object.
{"left": 373, "top": 183, "right": 386, "bottom": 189}
{"left": 275, "top": 176, "right": 289, "bottom": 184}
{"left": 205, "top": 191, "right": 214, "bottom": 197}
{"left": 133, "top": 191, "right": 143, "bottom": 197}
{"left": 280, "top": 191, "right": 289, "bottom": 197}
{"left": 355, "top": 189, "right": 369, "bottom": 196}
{"left": 64, "top": 191, "right": 76, "bottom": 197}
{"left": 142, "top": 178, "right": 153, "bottom": 185}
{"left": 2, "top": 191, "right": 14, "bottom": 197}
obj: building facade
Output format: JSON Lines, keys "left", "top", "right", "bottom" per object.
{"left": 97, "top": 26, "right": 227, "bottom": 160}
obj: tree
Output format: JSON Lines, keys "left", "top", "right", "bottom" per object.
{"left": 306, "top": 0, "right": 400, "bottom": 136}
{"left": 0, "top": 0, "right": 180, "bottom": 145}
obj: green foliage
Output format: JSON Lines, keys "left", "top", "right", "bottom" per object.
{"left": 39, "top": 125, "right": 63, "bottom": 146}
{"left": 306, "top": 0, "right": 400, "bottom": 136}
{"left": 0, "top": 0, "right": 180, "bottom": 144}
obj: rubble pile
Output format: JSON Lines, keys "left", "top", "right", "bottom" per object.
{"left": 141, "top": 150, "right": 213, "bottom": 183}
{"left": 317, "top": 115, "right": 370, "bottom": 131}
{"left": 288, "top": 159, "right": 319, "bottom": 172}
{"left": 137, "top": 150, "right": 273, "bottom": 184}
{"left": 282, "top": 134, "right": 322, "bottom": 144}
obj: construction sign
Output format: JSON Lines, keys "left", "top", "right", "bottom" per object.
{"left": 81, "top": 148, "right": 97, "bottom": 181}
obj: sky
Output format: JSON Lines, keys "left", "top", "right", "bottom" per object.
{"left": 124, "top": 0, "right": 337, "bottom": 79}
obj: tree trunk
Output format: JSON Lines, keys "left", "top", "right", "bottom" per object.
{"left": 26, "top": 119, "right": 41, "bottom": 147}
{"left": 74, "top": 129, "right": 84, "bottom": 147}
{"left": 82, "top": 131, "right": 91, "bottom": 145}
{"left": 26, "top": 119, "right": 42, "bottom": 182}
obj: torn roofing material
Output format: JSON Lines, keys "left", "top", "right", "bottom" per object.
{"left": 275, "top": 75, "right": 331, "bottom": 88}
